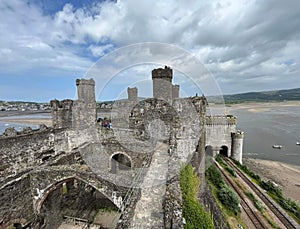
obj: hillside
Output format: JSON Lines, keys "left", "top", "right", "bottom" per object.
{"left": 224, "top": 88, "right": 300, "bottom": 103}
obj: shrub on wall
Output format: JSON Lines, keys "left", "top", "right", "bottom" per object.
{"left": 180, "top": 164, "right": 214, "bottom": 229}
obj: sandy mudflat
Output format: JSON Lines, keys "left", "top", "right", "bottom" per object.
{"left": 1, "top": 118, "right": 52, "bottom": 126}
{"left": 226, "top": 101, "right": 300, "bottom": 113}
{"left": 244, "top": 158, "right": 300, "bottom": 201}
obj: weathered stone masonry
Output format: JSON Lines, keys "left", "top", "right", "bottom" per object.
{"left": 0, "top": 66, "right": 244, "bottom": 228}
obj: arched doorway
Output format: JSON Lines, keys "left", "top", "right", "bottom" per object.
{"left": 219, "top": 145, "right": 229, "bottom": 157}
{"left": 111, "top": 153, "right": 132, "bottom": 174}
{"left": 37, "top": 178, "right": 119, "bottom": 228}
{"left": 205, "top": 145, "right": 214, "bottom": 157}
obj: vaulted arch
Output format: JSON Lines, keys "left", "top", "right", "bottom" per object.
{"left": 35, "top": 176, "right": 121, "bottom": 228}
{"left": 205, "top": 145, "right": 214, "bottom": 157}
{"left": 110, "top": 152, "right": 132, "bottom": 173}
{"left": 219, "top": 145, "right": 229, "bottom": 157}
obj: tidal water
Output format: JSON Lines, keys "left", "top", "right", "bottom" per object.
{"left": 230, "top": 106, "right": 300, "bottom": 166}
{"left": 0, "top": 113, "right": 50, "bottom": 134}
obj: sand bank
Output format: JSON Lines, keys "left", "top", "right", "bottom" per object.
{"left": 226, "top": 101, "right": 300, "bottom": 113}
{"left": 244, "top": 158, "right": 300, "bottom": 201}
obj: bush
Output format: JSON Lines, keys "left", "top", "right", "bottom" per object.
{"left": 180, "top": 165, "right": 214, "bottom": 229}
{"left": 206, "top": 164, "right": 225, "bottom": 188}
{"left": 206, "top": 165, "right": 240, "bottom": 215}
{"left": 217, "top": 185, "right": 240, "bottom": 214}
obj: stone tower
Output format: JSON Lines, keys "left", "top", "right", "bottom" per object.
{"left": 127, "top": 87, "right": 138, "bottom": 102}
{"left": 72, "top": 78, "right": 97, "bottom": 129}
{"left": 76, "top": 78, "right": 96, "bottom": 103}
{"left": 152, "top": 66, "right": 173, "bottom": 104}
{"left": 231, "top": 131, "right": 244, "bottom": 164}
{"left": 172, "top": 85, "right": 180, "bottom": 99}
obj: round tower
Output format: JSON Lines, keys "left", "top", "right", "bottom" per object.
{"left": 76, "top": 78, "right": 95, "bottom": 103}
{"left": 152, "top": 66, "right": 173, "bottom": 104}
{"left": 231, "top": 131, "right": 244, "bottom": 164}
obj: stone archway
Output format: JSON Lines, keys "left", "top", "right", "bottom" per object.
{"left": 110, "top": 152, "right": 132, "bottom": 174}
{"left": 219, "top": 145, "right": 229, "bottom": 157}
{"left": 36, "top": 177, "right": 120, "bottom": 228}
{"left": 205, "top": 145, "right": 214, "bottom": 157}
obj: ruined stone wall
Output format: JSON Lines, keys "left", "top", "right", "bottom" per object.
{"left": 0, "top": 174, "right": 33, "bottom": 228}
{"left": 0, "top": 128, "right": 72, "bottom": 227}
{"left": 0, "top": 128, "right": 68, "bottom": 180}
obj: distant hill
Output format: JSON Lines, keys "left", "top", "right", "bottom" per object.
{"left": 224, "top": 88, "right": 300, "bottom": 103}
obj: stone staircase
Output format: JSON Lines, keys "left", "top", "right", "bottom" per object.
{"left": 129, "top": 142, "right": 169, "bottom": 229}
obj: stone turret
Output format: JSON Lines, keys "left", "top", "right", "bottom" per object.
{"left": 72, "top": 78, "right": 97, "bottom": 129}
{"left": 127, "top": 87, "right": 138, "bottom": 102}
{"left": 152, "top": 66, "right": 173, "bottom": 104}
{"left": 76, "top": 78, "right": 96, "bottom": 103}
{"left": 231, "top": 131, "right": 244, "bottom": 164}
{"left": 172, "top": 85, "right": 180, "bottom": 99}
{"left": 50, "top": 99, "right": 73, "bottom": 129}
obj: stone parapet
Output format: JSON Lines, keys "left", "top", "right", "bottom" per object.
{"left": 206, "top": 115, "right": 237, "bottom": 126}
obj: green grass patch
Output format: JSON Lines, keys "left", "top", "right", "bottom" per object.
{"left": 245, "top": 191, "right": 265, "bottom": 212}
{"left": 180, "top": 164, "right": 214, "bottom": 229}
{"left": 216, "top": 155, "right": 237, "bottom": 177}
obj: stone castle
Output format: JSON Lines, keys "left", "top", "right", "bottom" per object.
{"left": 0, "top": 66, "right": 243, "bottom": 228}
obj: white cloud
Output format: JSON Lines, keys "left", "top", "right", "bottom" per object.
{"left": 0, "top": 0, "right": 299, "bottom": 98}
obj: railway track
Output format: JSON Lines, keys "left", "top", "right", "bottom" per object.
{"left": 214, "top": 161, "right": 268, "bottom": 229}
{"left": 223, "top": 157, "right": 299, "bottom": 229}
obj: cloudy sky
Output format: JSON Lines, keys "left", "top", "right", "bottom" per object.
{"left": 0, "top": 0, "right": 299, "bottom": 102}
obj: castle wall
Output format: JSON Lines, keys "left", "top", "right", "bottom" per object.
{"left": 205, "top": 116, "right": 237, "bottom": 157}
{"left": 0, "top": 174, "right": 33, "bottom": 228}
{"left": 0, "top": 128, "right": 71, "bottom": 226}
{"left": 0, "top": 129, "right": 54, "bottom": 180}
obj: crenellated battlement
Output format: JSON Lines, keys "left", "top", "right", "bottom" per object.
{"left": 152, "top": 66, "right": 173, "bottom": 81}
{"left": 50, "top": 99, "right": 73, "bottom": 129}
{"left": 206, "top": 115, "right": 237, "bottom": 126}
{"left": 50, "top": 99, "right": 73, "bottom": 110}
{"left": 231, "top": 130, "right": 244, "bottom": 139}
